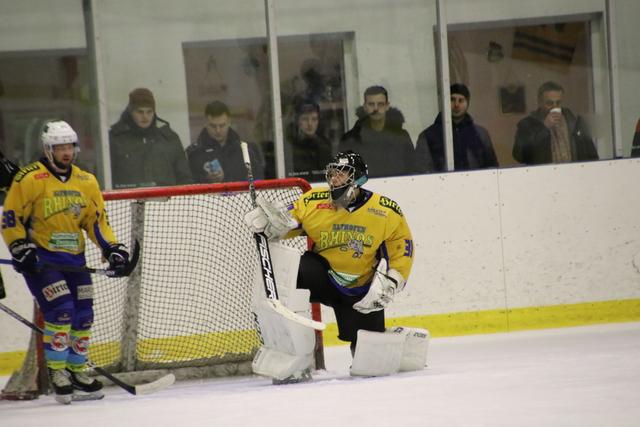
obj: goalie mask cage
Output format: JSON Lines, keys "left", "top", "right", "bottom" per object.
{"left": 1, "top": 178, "right": 324, "bottom": 399}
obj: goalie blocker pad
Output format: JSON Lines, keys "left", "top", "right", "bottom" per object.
{"left": 350, "top": 327, "right": 430, "bottom": 377}
{"left": 251, "top": 243, "right": 315, "bottom": 380}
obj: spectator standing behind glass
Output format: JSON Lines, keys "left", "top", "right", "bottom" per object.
{"left": 415, "top": 83, "right": 498, "bottom": 172}
{"left": 513, "top": 81, "right": 598, "bottom": 165}
{"left": 338, "top": 86, "right": 414, "bottom": 177}
{"left": 109, "top": 88, "right": 192, "bottom": 189}
{"left": 285, "top": 100, "right": 332, "bottom": 182}
{"left": 186, "top": 101, "right": 264, "bottom": 183}
{"left": 630, "top": 118, "right": 640, "bottom": 157}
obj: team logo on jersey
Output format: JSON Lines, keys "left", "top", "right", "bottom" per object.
{"left": 34, "top": 172, "right": 50, "bottom": 180}
{"left": 42, "top": 280, "right": 71, "bottom": 302}
{"left": 341, "top": 239, "right": 364, "bottom": 258}
{"left": 319, "top": 224, "right": 373, "bottom": 257}
{"left": 13, "top": 164, "right": 40, "bottom": 183}
{"left": 367, "top": 207, "right": 386, "bottom": 217}
{"left": 44, "top": 190, "right": 86, "bottom": 220}
{"left": 379, "top": 196, "right": 403, "bottom": 216}
{"left": 49, "top": 232, "right": 80, "bottom": 251}
{"left": 316, "top": 203, "right": 334, "bottom": 210}
{"left": 303, "top": 191, "right": 330, "bottom": 205}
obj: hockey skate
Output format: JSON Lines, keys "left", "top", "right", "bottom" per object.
{"left": 272, "top": 368, "right": 312, "bottom": 385}
{"left": 48, "top": 368, "right": 73, "bottom": 404}
{"left": 66, "top": 368, "right": 105, "bottom": 401}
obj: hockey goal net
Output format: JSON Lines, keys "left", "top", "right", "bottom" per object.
{"left": 2, "top": 178, "right": 324, "bottom": 399}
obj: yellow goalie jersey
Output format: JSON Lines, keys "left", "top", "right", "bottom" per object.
{"left": 1, "top": 161, "right": 118, "bottom": 264}
{"left": 286, "top": 187, "right": 414, "bottom": 295}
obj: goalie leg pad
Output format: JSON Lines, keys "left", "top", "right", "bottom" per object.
{"left": 251, "top": 242, "right": 315, "bottom": 380}
{"left": 350, "top": 327, "right": 430, "bottom": 377}
{"left": 252, "top": 242, "right": 302, "bottom": 305}
{"left": 252, "top": 294, "right": 315, "bottom": 380}
{"left": 350, "top": 329, "right": 406, "bottom": 377}
{"left": 252, "top": 346, "right": 314, "bottom": 381}
{"left": 395, "top": 327, "right": 430, "bottom": 372}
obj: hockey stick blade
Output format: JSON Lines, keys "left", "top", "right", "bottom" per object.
{"left": 267, "top": 299, "right": 326, "bottom": 331}
{"left": 132, "top": 373, "right": 176, "bottom": 395}
{"left": 0, "top": 301, "right": 174, "bottom": 396}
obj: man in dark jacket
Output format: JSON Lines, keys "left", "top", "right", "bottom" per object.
{"left": 513, "top": 81, "right": 598, "bottom": 165}
{"left": 109, "top": 88, "right": 192, "bottom": 189}
{"left": 186, "top": 101, "right": 264, "bottom": 183}
{"left": 415, "top": 83, "right": 498, "bottom": 172}
{"left": 338, "top": 86, "right": 414, "bottom": 178}
{"left": 285, "top": 100, "right": 332, "bottom": 182}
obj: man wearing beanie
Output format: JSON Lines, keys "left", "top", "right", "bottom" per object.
{"left": 415, "top": 83, "right": 498, "bottom": 172}
{"left": 109, "top": 88, "right": 192, "bottom": 188}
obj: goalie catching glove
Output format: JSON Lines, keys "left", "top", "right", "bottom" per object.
{"left": 244, "top": 196, "right": 298, "bottom": 241}
{"left": 353, "top": 259, "right": 405, "bottom": 314}
{"left": 102, "top": 243, "right": 130, "bottom": 277}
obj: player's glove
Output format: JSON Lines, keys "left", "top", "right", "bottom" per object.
{"left": 244, "top": 196, "right": 298, "bottom": 241}
{"left": 9, "top": 239, "right": 39, "bottom": 274}
{"left": 353, "top": 259, "right": 406, "bottom": 314}
{"left": 103, "top": 243, "right": 130, "bottom": 276}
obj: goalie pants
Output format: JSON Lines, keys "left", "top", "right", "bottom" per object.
{"left": 297, "top": 251, "right": 384, "bottom": 345}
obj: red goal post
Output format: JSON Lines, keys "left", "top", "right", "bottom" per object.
{"left": 1, "top": 178, "right": 324, "bottom": 399}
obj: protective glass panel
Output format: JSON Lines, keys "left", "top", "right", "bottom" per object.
{"left": 614, "top": 0, "right": 640, "bottom": 158}
{"left": 0, "top": 1, "right": 93, "bottom": 172}
{"left": 96, "top": 0, "right": 267, "bottom": 189}
{"left": 276, "top": 0, "right": 439, "bottom": 180}
{"left": 442, "top": 1, "right": 613, "bottom": 171}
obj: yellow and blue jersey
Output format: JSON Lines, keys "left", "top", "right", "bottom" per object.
{"left": 286, "top": 187, "right": 414, "bottom": 295}
{"left": 1, "top": 160, "right": 117, "bottom": 265}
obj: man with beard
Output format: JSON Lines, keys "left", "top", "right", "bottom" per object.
{"left": 415, "top": 83, "right": 498, "bottom": 172}
{"left": 2, "top": 120, "right": 131, "bottom": 403}
{"left": 338, "top": 86, "right": 414, "bottom": 177}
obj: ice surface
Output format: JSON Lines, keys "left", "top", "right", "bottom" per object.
{"left": 2, "top": 322, "right": 639, "bottom": 427}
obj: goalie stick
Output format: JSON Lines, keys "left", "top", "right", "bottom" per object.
{"left": 240, "top": 142, "right": 325, "bottom": 331}
{"left": 0, "top": 301, "right": 175, "bottom": 396}
{"left": 0, "top": 240, "right": 141, "bottom": 278}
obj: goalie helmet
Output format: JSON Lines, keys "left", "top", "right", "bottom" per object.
{"left": 325, "top": 151, "right": 368, "bottom": 208}
{"left": 41, "top": 120, "right": 80, "bottom": 164}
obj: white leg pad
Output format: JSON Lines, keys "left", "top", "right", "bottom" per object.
{"left": 350, "top": 327, "right": 430, "bottom": 377}
{"left": 252, "top": 242, "right": 302, "bottom": 305}
{"left": 350, "top": 330, "right": 406, "bottom": 377}
{"left": 394, "top": 327, "right": 430, "bottom": 372}
{"left": 252, "top": 346, "right": 314, "bottom": 380}
{"left": 251, "top": 243, "right": 314, "bottom": 380}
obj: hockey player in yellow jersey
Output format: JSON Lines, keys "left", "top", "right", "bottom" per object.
{"left": 245, "top": 151, "right": 428, "bottom": 382}
{"left": 1, "top": 120, "right": 131, "bottom": 404}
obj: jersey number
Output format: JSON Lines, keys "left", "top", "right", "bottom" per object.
{"left": 2, "top": 210, "right": 16, "bottom": 229}
{"left": 403, "top": 239, "right": 413, "bottom": 257}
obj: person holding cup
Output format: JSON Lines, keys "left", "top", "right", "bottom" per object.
{"left": 512, "top": 81, "right": 598, "bottom": 165}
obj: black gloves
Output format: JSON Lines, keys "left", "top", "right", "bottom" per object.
{"left": 9, "top": 239, "right": 39, "bottom": 274}
{"left": 102, "top": 243, "right": 130, "bottom": 275}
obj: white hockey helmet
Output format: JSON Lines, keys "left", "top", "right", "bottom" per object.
{"left": 41, "top": 120, "right": 80, "bottom": 163}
